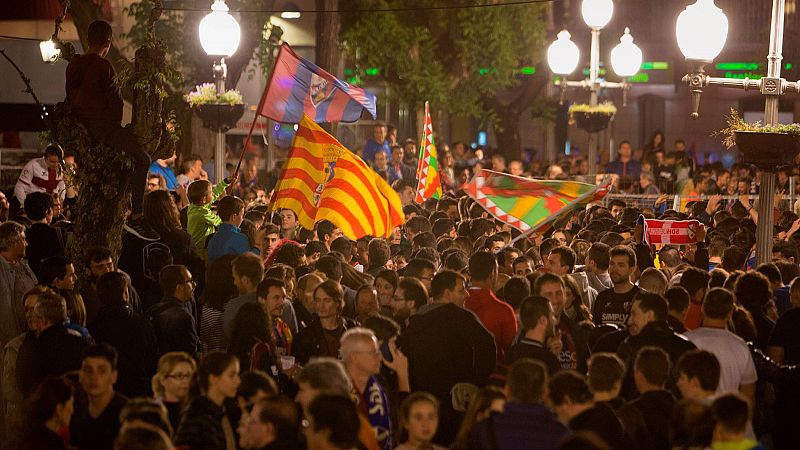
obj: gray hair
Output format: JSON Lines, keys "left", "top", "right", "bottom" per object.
{"left": 33, "top": 291, "right": 68, "bottom": 325}
{"left": 339, "top": 327, "right": 377, "bottom": 361}
{"left": 0, "top": 222, "right": 25, "bottom": 252}
{"left": 295, "top": 357, "right": 352, "bottom": 395}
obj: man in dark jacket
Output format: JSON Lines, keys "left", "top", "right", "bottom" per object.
{"left": 469, "top": 359, "right": 569, "bottom": 450}
{"left": 23, "top": 192, "right": 64, "bottom": 279}
{"left": 506, "top": 296, "right": 560, "bottom": 375}
{"left": 402, "top": 270, "right": 496, "bottom": 445}
{"left": 629, "top": 346, "right": 676, "bottom": 450}
{"left": 16, "top": 290, "right": 93, "bottom": 396}
{"left": 89, "top": 271, "right": 159, "bottom": 397}
{"left": 149, "top": 264, "right": 199, "bottom": 358}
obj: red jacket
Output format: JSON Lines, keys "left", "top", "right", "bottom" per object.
{"left": 465, "top": 287, "right": 518, "bottom": 361}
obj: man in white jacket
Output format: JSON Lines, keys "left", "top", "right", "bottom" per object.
{"left": 14, "top": 145, "right": 65, "bottom": 206}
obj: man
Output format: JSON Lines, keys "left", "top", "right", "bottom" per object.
{"left": 592, "top": 245, "right": 640, "bottom": 327}
{"left": 392, "top": 179, "right": 415, "bottom": 207}
{"left": 629, "top": 347, "right": 676, "bottom": 450}
{"left": 512, "top": 255, "right": 534, "bottom": 276}
{"left": 362, "top": 122, "right": 391, "bottom": 164}
{"left": 223, "top": 253, "right": 265, "bottom": 338}
{"left": 146, "top": 173, "right": 164, "bottom": 192}
{"left": 548, "top": 370, "right": 631, "bottom": 449}
{"left": 402, "top": 270, "right": 496, "bottom": 445}
{"left": 80, "top": 246, "right": 141, "bottom": 323}
{"left": 402, "top": 258, "right": 435, "bottom": 293}
{"left": 341, "top": 328, "right": 396, "bottom": 450}
{"left": 469, "top": 359, "right": 569, "bottom": 450}
{"left": 15, "top": 144, "right": 66, "bottom": 207}
{"left": 685, "top": 288, "right": 757, "bottom": 408}
{"left": 70, "top": 344, "right": 129, "bottom": 450}
{"left": 390, "top": 277, "right": 428, "bottom": 328}
{"left": 317, "top": 219, "right": 343, "bottom": 252}
{"left": 89, "top": 271, "right": 158, "bottom": 397}
{"left": 534, "top": 273, "right": 589, "bottom": 371}
{"left": 506, "top": 296, "right": 561, "bottom": 375}
{"left": 16, "top": 290, "right": 92, "bottom": 396}
{"left": 465, "top": 252, "right": 517, "bottom": 360}
{"left": 508, "top": 160, "right": 524, "bottom": 176}
{"left": 608, "top": 199, "right": 626, "bottom": 220}
{"left": 548, "top": 246, "right": 596, "bottom": 310}
{"left": 316, "top": 254, "right": 358, "bottom": 317}
{"left": 665, "top": 286, "right": 691, "bottom": 334}
{"left": 498, "top": 248, "right": 521, "bottom": 276}
{"left": 207, "top": 195, "right": 252, "bottom": 263}
{"left": 175, "top": 154, "right": 207, "bottom": 187}
{"left": 679, "top": 267, "right": 710, "bottom": 330}
{"left": 260, "top": 223, "right": 281, "bottom": 257}
{"left": 638, "top": 267, "right": 668, "bottom": 295}
{"left": 710, "top": 394, "right": 763, "bottom": 450}
{"left": 372, "top": 149, "right": 389, "bottom": 178}
{"left": 295, "top": 272, "right": 323, "bottom": 330}
{"left": 617, "top": 292, "right": 696, "bottom": 392}
{"left": 149, "top": 153, "right": 178, "bottom": 190}
{"left": 65, "top": 20, "right": 150, "bottom": 214}
{"left": 279, "top": 208, "right": 298, "bottom": 240}
{"left": 256, "top": 278, "right": 293, "bottom": 357}
{"left": 238, "top": 396, "right": 300, "bottom": 450}
{"left": 293, "top": 280, "right": 359, "bottom": 365}
{"left": 639, "top": 171, "right": 660, "bottom": 196}
{"left": 675, "top": 349, "right": 721, "bottom": 402}
{"left": 39, "top": 255, "right": 78, "bottom": 292}
{"left": 0, "top": 222, "right": 37, "bottom": 346}
{"left": 605, "top": 141, "right": 641, "bottom": 181}
{"left": 354, "top": 286, "right": 380, "bottom": 325}
{"left": 386, "top": 144, "right": 414, "bottom": 184}
{"left": 585, "top": 242, "right": 613, "bottom": 294}
{"left": 149, "top": 265, "right": 199, "bottom": 357}
{"left": 23, "top": 192, "right": 64, "bottom": 278}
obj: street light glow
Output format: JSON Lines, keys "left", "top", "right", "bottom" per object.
{"left": 39, "top": 39, "right": 60, "bottom": 63}
{"left": 610, "top": 28, "right": 643, "bottom": 77}
{"left": 676, "top": 0, "right": 728, "bottom": 62}
{"left": 280, "top": 11, "right": 301, "bottom": 19}
{"left": 547, "top": 30, "right": 580, "bottom": 75}
{"left": 582, "top": 0, "right": 614, "bottom": 29}
{"left": 199, "top": 0, "right": 241, "bottom": 57}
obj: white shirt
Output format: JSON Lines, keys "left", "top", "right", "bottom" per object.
{"left": 685, "top": 326, "right": 757, "bottom": 395}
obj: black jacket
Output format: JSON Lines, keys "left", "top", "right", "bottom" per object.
{"left": 228, "top": 302, "right": 275, "bottom": 370}
{"left": 26, "top": 223, "right": 64, "bottom": 280}
{"left": 569, "top": 403, "right": 634, "bottom": 450}
{"left": 292, "top": 316, "right": 358, "bottom": 365}
{"left": 148, "top": 297, "right": 199, "bottom": 358}
{"left": 598, "top": 397, "right": 651, "bottom": 450}
{"left": 16, "top": 325, "right": 93, "bottom": 397}
{"left": 89, "top": 305, "right": 159, "bottom": 397}
{"left": 629, "top": 390, "right": 676, "bottom": 450}
{"left": 174, "top": 395, "right": 235, "bottom": 450}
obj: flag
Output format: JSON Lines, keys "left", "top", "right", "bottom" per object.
{"left": 270, "top": 114, "right": 405, "bottom": 240}
{"left": 415, "top": 101, "right": 442, "bottom": 203}
{"left": 259, "top": 43, "right": 377, "bottom": 124}
{"left": 638, "top": 215, "right": 702, "bottom": 246}
{"left": 464, "top": 169, "right": 608, "bottom": 233}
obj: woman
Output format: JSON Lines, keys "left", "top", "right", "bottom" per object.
{"left": 451, "top": 386, "right": 505, "bottom": 450}
{"left": 293, "top": 280, "right": 358, "bottom": 365}
{"left": 394, "top": 392, "right": 446, "bottom": 450}
{"left": 375, "top": 270, "right": 399, "bottom": 317}
{"left": 152, "top": 352, "right": 196, "bottom": 432}
{"left": 142, "top": 189, "right": 204, "bottom": 279}
{"left": 200, "top": 254, "right": 238, "bottom": 353}
{"left": 228, "top": 290, "right": 277, "bottom": 374}
{"left": 174, "top": 352, "right": 241, "bottom": 450}
{"left": 562, "top": 275, "right": 592, "bottom": 325}
{"left": 15, "top": 376, "right": 74, "bottom": 450}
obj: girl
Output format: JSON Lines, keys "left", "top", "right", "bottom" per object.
{"left": 394, "top": 392, "right": 445, "bottom": 450}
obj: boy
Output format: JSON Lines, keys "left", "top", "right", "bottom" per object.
{"left": 187, "top": 178, "right": 229, "bottom": 254}
{"left": 711, "top": 393, "right": 763, "bottom": 450}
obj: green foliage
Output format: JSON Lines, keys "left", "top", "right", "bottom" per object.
{"left": 568, "top": 102, "right": 617, "bottom": 114}
{"left": 185, "top": 83, "right": 244, "bottom": 106}
{"left": 340, "top": 0, "right": 547, "bottom": 116}
{"left": 718, "top": 108, "right": 800, "bottom": 149}
{"left": 123, "top": 0, "right": 186, "bottom": 67}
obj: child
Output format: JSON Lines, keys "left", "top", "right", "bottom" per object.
{"left": 710, "top": 393, "right": 763, "bottom": 450}
{"left": 395, "top": 392, "right": 446, "bottom": 450}
{"left": 186, "top": 178, "right": 228, "bottom": 255}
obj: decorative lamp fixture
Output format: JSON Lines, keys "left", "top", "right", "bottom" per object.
{"left": 199, "top": 0, "right": 241, "bottom": 57}
{"left": 280, "top": 11, "right": 301, "bottom": 19}
{"left": 547, "top": 30, "right": 581, "bottom": 75}
{"left": 676, "top": 0, "right": 728, "bottom": 62}
{"left": 610, "top": 28, "right": 643, "bottom": 77}
{"left": 39, "top": 39, "right": 60, "bottom": 63}
{"left": 582, "top": 0, "right": 614, "bottom": 29}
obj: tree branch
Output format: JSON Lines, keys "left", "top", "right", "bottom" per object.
{"left": 0, "top": 49, "right": 43, "bottom": 108}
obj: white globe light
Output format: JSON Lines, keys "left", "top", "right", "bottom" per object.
{"left": 676, "top": 0, "right": 728, "bottom": 62}
{"left": 547, "top": 30, "right": 581, "bottom": 75}
{"left": 611, "top": 28, "right": 643, "bottom": 77}
{"left": 582, "top": 0, "right": 614, "bottom": 29}
{"left": 199, "top": 0, "right": 241, "bottom": 57}
{"left": 39, "top": 39, "right": 60, "bottom": 63}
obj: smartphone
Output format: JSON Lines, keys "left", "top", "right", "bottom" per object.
{"left": 380, "top": 339, "right": 394, "bottom": 363}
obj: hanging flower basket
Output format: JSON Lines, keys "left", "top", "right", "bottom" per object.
{"left": 718, "top": 109, "right": 800, "bottom": 170}
{"left": 568, "top": 102, "right": 617, "bottom": 133}
{"left": 194, "top": 103, "right": 245, "bottom": 132}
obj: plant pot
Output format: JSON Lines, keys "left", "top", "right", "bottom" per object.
{"left": 573, "top": 111, "right": 614, "bottom": 133}
{"left": 194, "top": 103, "right": 245, "bottom": 132}
{"left": 734, "top": 131, "right": 800, "bottom": 170}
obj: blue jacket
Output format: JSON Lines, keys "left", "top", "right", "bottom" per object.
{"left": 469, "top": 403, "right": 570, "bottom": 450}
{"left": 148, "top": 161, "right": 178, "bottom": 189}
{"left": 206, "top": 223, "right": 257, "bottom": 263}
{"left": 606, "top": 159, "right": 642, "bottom": 179}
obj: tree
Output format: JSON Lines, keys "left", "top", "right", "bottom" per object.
{"left": 340, "top": 0, "right": 548, "bottom": 160}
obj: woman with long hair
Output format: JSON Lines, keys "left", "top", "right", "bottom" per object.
{"left": 199, "top": 254, "right": 238, "bottom": 353}
{"left": 293, "top": 280, "right": 359, "bottom": 364}
{"left": 451, "top": 386, "right": 506, "bottom": 450}
{"left": 14, "top": 376, "right": 74, "bottom": 450}
{"left": 394, "top": 392, "right": 446, "bottom": 450}
{"left": 374, "top": 269, "right": 399, "bottom": 317}
{"left": 152, "top": 352, "right": 197, "bottom": 432}
{"left": 174, "top": 352, "right": 240, "bottom": 450}
{"left": 142, "top": 189, "right": 204, "bottom": 276}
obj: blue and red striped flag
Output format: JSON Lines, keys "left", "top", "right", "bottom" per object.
{"left": 259, "top": 43, "right": 377, "bottom": 124}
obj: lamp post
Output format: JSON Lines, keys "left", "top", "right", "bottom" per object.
{"left": 676, "top": 0, "right": 799, "bottom": 264}
{"left": 547, "top": 0, "right": 643, "bottom": 174}
{"left": 199, "top": 0, "right": 241, "bottom": 183}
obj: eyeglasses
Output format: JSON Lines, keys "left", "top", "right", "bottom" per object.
{"left": 180, "top": 278, "right": 196, "bottom": 286}
{"left": 166, "top": 372, "right": 192, "bottom": 380}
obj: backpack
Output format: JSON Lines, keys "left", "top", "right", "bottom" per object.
{"left": 249, "top": 338, "right": 279, "bottom": 377}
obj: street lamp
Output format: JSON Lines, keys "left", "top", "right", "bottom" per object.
{"left": 39, "top": 39, "right": 60, "bottom": 63}
{"left": 676, "top": 0, "right": 800, "bottom": 264}
{"left": 547, "top": 0, "right": 642, "bottom": 173}
{"left": 199, "top": 0, "right": 241, "bottom": 183}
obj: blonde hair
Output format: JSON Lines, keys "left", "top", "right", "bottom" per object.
{"left": 152, "top": 352, "right": 196, "bottom": 398}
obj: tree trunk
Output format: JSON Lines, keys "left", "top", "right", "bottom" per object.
{"left": 315, "top": 0, "right": 339, "bottom": 134}
{"left": 493, "top": 108, "right": 522, "bottom": 161}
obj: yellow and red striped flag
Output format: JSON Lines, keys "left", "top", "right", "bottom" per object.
{"left": 270, "top": 114, "right": 405, "bottom": 239}
{"left": 415, "top": 101, "right": 443, "bottom": 203}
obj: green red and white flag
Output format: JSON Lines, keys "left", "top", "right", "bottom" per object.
{"left": 415, "top": 101, "right": 442, "bottom": 203}
{"left": 465, "top": 169, "right": 609, "bottom": 233}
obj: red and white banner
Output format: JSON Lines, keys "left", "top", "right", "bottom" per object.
{"left": 640, "top": 215, "right": 702, "bottom": 246}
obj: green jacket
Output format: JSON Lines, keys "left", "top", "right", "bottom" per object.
{"left": 187, "top": 180, "right": 227, "bottom": 253}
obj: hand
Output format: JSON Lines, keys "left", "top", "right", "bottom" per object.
{"left": 633, "top": 223, "right": 644, "bottom": 244}
{"left": 229, "top": 171, "right": 239, "bottom": 187}
{"left": 199, "top": 169, "right": 209, "bottom": 180}
{"left": 381, "top": 337, "right": 408, "bottom": 376}
{"left": 474, "top": 149, "right": 484, "bottom": 160}
{"left": 547, "top": 330, "right": 563, "bottom": 357}
{"left": 695, "top": 223, "right": 706, "bottom": 243}
{"left": 280, "top": 362, "right": 301, "bottom": 379}
{"left": 655, "top": 193, "right": 669, "bottom": 206}
{"left": 705, "top": 194, "right": 722, "bottom": 215}
{"left": 738, "top": 194, "right": 751, "bottom": 209}
{"left": 787, "top": 218, "right": 800, "bottom": 239}
{"left": 775, "top": 190, "right": 786, "bottom": 207}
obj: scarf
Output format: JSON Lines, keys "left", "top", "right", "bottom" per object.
{"left": 362, "top": 375, "right": 393, "bottom": 450}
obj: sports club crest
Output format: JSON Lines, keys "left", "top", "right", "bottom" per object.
{"left": 313, "top": 144, "right": 345, "bottom": 206}
{"left": 310, "top": 73, "right": 336, "bottom": 107}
